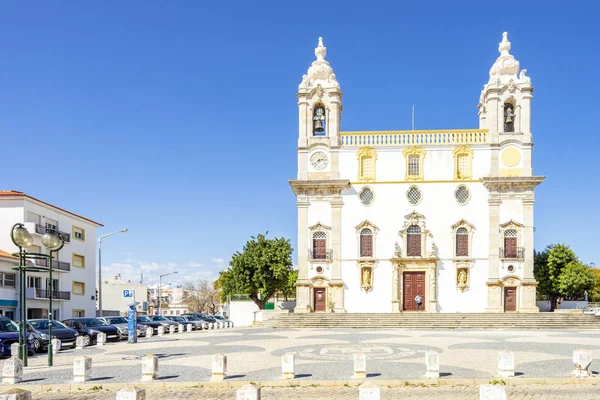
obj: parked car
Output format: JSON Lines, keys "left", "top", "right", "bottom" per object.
{"left": 27, "top": 319, "right": 78, "bottom": 352}
{"left": 136, "top": 316, "right": 162, "bottom": 333}
{"left": 182, "top": 312, "right": 216, "bottom": 323}
{"left": 213, "top": 315, "right": 233, "bottom": 327}
{"left": 62, "top": 318, "right": 120, "bottom": 346}
{"left": 0, "top": 317, "right": 34, "bottom": 357}
{"left": 165, "top": 316, "right": 196, "bottom": 329}
{"left": 179, "top": 315, "right": 206, "bottom": 329}
{"left": 149, "top": 316, "right": 178, "bottom": 328}
{"left": 97, "top": 317, "right": 144, "bottom": 339}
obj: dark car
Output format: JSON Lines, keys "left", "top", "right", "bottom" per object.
{"left": 97, "top": 317, "right": 144, "bottom": 339}
{"left": 0, "top": 317, "right": 34, "bottom": 357}
{"left": 149, "top": 316, "right": 178, "bottom": 328}
{"left": 27, "top": 319, "right": 78, "bottom": 352}
{"left": 165, "top": 316, "right": 196, "bottom": 329}
{"left": 62, "top": 318, "right": 120, "bottom": 346}
{"left": 136, "top": 315, "right": 162, "bottom": 333}
{"left": 179, "top": 315, "right": 206, "bottom": 329}
{"left": 182, "top": 312, "right": 216, "bottom": 323}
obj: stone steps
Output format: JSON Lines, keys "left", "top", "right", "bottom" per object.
{"left": 262, "top": 313, "right": 599, "bottom": 329}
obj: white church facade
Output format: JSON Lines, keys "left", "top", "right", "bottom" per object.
{"left": 291, "top": 33, "right": 544, "bottom": 313}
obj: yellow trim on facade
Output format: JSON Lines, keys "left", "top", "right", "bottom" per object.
{"left": 356, "top": 146, "right": 377, "bottom": 182}
{"left": 72, "top": 309, "right": 85, "bottom": 318}
{"left": 72, "top": 253, "right": 85, "bottom": 269}
{"left": 452, "top": 144, "right": 475, "bottom": 180}
{"left": 403, "top": 146, "right": 426, "bottom": 181}
{"left": 351, "top": 180, "right": 481, "bottom": 185}
{"left": 341, "top": 129, "right": 487, "bottom": 136}
{"left": 72, "top": 280, "right": 86, "bottom": 296}
{"left": 72, "top": 226, "right": 85, "bottom": 242}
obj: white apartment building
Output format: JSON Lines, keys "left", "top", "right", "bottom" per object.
{"left": 292, "top": 33, "right": 543, "bottom": 313}
{"left": 0, "top": 251, "right": 19, "bottom": 319}
{"left": 0, "top": 190, "right": 103, "bottom": 320}
{"left": 147, "top": 285, "right": 189, "bottom": 316}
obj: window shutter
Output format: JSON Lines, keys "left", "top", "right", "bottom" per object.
{"left": 360, "top": 235, "right": 373, "bottom": 257}
{"left": 456, "top": 233, "right": 468, "bottom": 257}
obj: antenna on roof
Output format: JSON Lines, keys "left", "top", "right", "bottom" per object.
{"left": 411, "top": 105, "right": 415, "bottom": 131}
{"left": 140, "top": 272, "right": 143, "bottom": 284}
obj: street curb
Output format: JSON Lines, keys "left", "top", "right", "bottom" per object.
{"left": 5, "top": 377, "right": 599, "bottom": 392}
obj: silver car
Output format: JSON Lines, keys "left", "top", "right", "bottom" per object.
{"left": 97, "top": 317, "right": 144, "bottom": 339}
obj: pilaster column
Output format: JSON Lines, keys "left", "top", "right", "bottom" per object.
{"left": 520, "top": 196, "right": 538, "bottom": 312}
{"left": 294, "top": 197, "right": 311, "bottom": 313}
{"left": 486, "top": 195, "right": 503, "bottom": 313}
{"left": 330, "top": 197, "right": 345, "bottom": 312}
{"left": 391, "top": 265, "right": 400, "bottom": 313}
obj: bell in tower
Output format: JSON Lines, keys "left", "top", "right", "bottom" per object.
{"left": 313, "top": 105, "right": 326, "bottom": 134}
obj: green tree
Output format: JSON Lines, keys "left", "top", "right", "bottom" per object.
{"left": 534, "top": 244, "right": 583, "bottom": 309}
{"left": 218, "top": 233, "right": 294, "bottom": 309}
{"left": 588, "top": 268, "right": 600, "bottom": 303}
{"left": 281, "top": 269, "right": 298, "bottom": 301}
{"left": 558, "top": 262, "right": 596, "bottom": 301}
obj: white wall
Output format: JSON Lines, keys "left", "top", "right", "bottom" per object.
{"left": 228, "top": 301, "right": 259, "bottom": 327}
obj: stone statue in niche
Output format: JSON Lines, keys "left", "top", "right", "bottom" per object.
{"left": 361, "top": 267, "right": 372, "bottom": 292}
{"left": 394, "top": 241, "right": 402, "bottom": 257}
{"left": 457, "top": 268, "right": 469, "bottom": 292}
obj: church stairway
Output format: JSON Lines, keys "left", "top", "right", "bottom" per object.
{"left": 260, "top": 313, "right": 599, "bottom": 329}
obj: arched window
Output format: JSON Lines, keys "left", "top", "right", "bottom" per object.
{"left": 360, "top": 228, "right": 373, "bottom": 257}
{"left": 456, "top": 227, "right": 469, "bottom": 257}
{"left": 504, "top": 229, "right": 518, "bottom": 258}
{"left": 503, "top": 102, "right": 515, "bottom": 133}
{"left": 312, "top": 231, "right": 327, "bottom": 259}
{"left": 407, "top": 225, "right": 421, "bottom": 257}
{"left": 313, "top": 105, "right": 326, "bottom": 136}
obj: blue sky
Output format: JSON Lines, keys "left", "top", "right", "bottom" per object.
{"left": 1, "top": 1, "right": 599, "bottom": 285}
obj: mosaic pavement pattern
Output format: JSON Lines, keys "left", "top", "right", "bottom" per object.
{"left": 4, "top": 327, "right": 600, "bottom": 384}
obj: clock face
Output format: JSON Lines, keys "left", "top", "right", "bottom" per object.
{"left": 310, "top": 151, "right": 328, "bottom": 170}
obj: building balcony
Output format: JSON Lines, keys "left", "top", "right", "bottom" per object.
{"left": 35, "top": 258, "right": 71, "bottom": 272}
{"left": 25, "top": 288, "right": 71, "bottom": 301}
{"left": 499, "top": 247, "right": 525, "bottom": 260}
{"left": 26, "top": 223, "right": 71, "bottom": 243}
{"left": 309, "top": 249, "right": 333, "bottom": 261}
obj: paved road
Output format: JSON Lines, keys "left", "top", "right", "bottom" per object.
{"left": 24, "top": 385, "right": 600, "bottom": 399}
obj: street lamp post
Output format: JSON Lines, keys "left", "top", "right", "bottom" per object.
{"left": 98, "top": 229, "right": 128, "bottom": 317}
{"left": 10, "top": 224, "right": 33, "bottom": 366}
{"left": 41, "top": 230, "right": 65, "bottom": 366}
{"left": 158, "top": 271, "right": 178, "bottom": 316}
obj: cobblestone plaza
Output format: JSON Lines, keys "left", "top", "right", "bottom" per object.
{"left": 3, "top": 327, "right": 599, "bottom": 398}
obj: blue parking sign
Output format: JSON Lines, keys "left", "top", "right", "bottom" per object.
{"left": 123, "top": 289, "right": 134, "bottom": 298}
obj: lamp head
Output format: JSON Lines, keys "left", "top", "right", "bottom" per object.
{"left": 41, "top": 231, "right": 61, "bottom": 250}
{"left": 12, "top": 225, "right": 33, "bottom": 247}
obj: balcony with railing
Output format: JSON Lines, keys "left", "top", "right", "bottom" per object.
{"left": 33, "top": 224, "right": 71, "bottom": 242}
{"left": 25, "top": 287, "right": 71, "bottom": 301}
{"left": 309, "top": 248, "right": 333, "bottom": 261}
{"left": 340, "top": 129, "right": 489, "bottom": 147}
{"left": 35, "top": 258, "right": 71, "bottom": 272}
{"left": 499, "top": 247, "right": 525, "bottom": 260}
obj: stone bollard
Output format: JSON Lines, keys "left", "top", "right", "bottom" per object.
{"left": 359, "top": 381, "right": 380, "bottom": 400}
{"left": 0, "top": 388, "right": 32, "bottom": 400}
{"left": 9, "top": 344, "right": 19, "bottom": 358}
{"left": 97, "top": 332, "right": 107, "bottom": 346}
{"left": 76, "top": 336, "right": 87, "bottom": 350}
{"left": 497, "top": 350, "right": 515, "bottom": 377}
{"left": 169, "top": 325, "right": 176, "bottom": 335}
{"left": 51, "top": 338, "right": 61, "bottom": 354}
{"left": 353, "top": 352, "right": 366, "bottom": 379}
{"left": 573, "top": 349, "right": 592, "bottom": 378}
{"left": 281, "top": 353, "right": 295, "bottom": 379}
{"left": 212, "top": 353, "right": 227, "bottom": 381}
{"left": 209, "top": 322, "right": 214, "bottom": 329}
{"left": 157, "top": 326, "right": 164, "bottom": 336}
{"left": 146, "top": 327, "right": 154, "bottom": 338}
{"left": 73, "top": 356, "right": 92, "bottom": 383}
{"left": 141, "top": 354, "right": 158, "bottom": 381}
{"left": 186, "top": 324, "right": 193, "bottom": 332}
{"left": 479, "top": 384, "right": 507, "bottom": 400}
{"left": 236, "top": 384, "right": 260, "bottom": 400}
{"left": 2, "top": 357, "right": 23, "bottom": 384}
{"left": 116, "top": 386, "right": 146, "bottom": 400}
{"left": 178, "top": 324, "right": 184, "bottom": 333}
{"left": 425, "top": 350, "right": 440, "bottom": 379}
